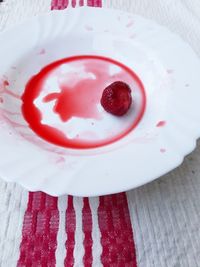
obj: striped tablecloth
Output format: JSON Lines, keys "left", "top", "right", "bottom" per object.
{"left": 0, "top": 1, "right": 200, "bottom": 266}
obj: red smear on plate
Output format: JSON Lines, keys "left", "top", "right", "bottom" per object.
{"left": 0, "top": 78, "right": 20, "bottom": 99}
{"left": 43, "top": 76, "right": 102, "bottom": 122}
{"left": 156, "top": 121, "right": 166, "bottom": 127}
{"left": 22, "top": 55, "right": 146, "bottom": 149}
{"left": 56, "top": 156, "right": 65, "bottom": 164}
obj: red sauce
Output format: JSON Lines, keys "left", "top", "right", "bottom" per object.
{"left": 43, "top": 74, "right": 102, "bottom": 121}
{"left": 156, "top": 121, "right": 166, "bottom": 127}
{"left": 22, "top": 55, "right": 146, "bottom": 149}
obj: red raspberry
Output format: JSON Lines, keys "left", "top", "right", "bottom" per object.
{"left": 101, "top": 81, "right": 132, "bottom": 116}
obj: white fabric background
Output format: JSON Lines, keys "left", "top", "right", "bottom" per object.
{"left": 0, "top": 1, "right": 200, "bottom": 266}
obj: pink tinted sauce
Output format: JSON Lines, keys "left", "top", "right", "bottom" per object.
{"left": 22, "top": 55, "right": 146, "bottom": 149}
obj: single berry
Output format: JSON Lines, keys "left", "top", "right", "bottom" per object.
{"left": 101, "top": 81, "right": 132, "bottom": 116}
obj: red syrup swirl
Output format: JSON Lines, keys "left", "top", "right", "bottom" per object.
{"left": 22, "top": 55, "right": 146, "bottom": 149}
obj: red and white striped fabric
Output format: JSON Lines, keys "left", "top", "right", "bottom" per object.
{"left": 17, "top": 192, "right": 136, "bottom": 266}
{"left": 50, "top": 0, "right": 102, "bottom": 9}
{"left": 16, "top": 1, "right": 137, "bottom": 267}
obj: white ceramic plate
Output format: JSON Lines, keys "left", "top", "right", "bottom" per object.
{"left": 0, "top": 7, "right": 200, "bottom": 197}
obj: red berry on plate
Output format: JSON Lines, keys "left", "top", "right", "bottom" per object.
{"left": 101, "top": 81, "right": 132, "bottom": 116}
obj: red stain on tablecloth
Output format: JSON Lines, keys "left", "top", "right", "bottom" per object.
{"left": 98, "top": 193, "right": 137, "bottom": 267}
{"left": 17, "top": 192, "right": 59, "bottom": 267}
{"left": 82, "top": 198, "right": 93, "bottom": 267}
{"left": 65, "top": 196, "right": 76, "bottom": 267}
